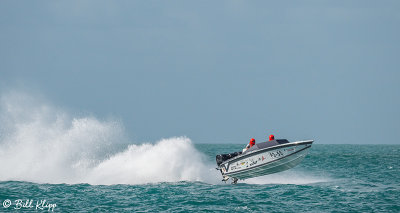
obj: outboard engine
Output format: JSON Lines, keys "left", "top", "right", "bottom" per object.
{"left": 216, "top": 152, "right": 242, "bottom": 166}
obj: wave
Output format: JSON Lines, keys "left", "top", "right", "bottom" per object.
{"left": 0, "top": 91, "right": 219, "bottom": 185}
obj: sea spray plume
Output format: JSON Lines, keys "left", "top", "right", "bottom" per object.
{"left": 0, "top": 91, "right": 129, "bottom": 183}
{"left": 0, "top": 91, "right": 219, "bottom": 184}
{"left": 87, "top": 137, "right": 219, "bottom": 185}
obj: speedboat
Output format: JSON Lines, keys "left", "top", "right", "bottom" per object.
{"left": 216, "top": 139, "right": 313, "bottom": 183}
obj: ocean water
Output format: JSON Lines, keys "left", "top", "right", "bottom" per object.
{"left": 0, "top": 144, "right": 399, "bottom": 212}
{"left": 0, "top": 92, "right": 399, "bottom": 212}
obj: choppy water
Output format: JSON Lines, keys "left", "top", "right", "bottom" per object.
{"left": 0, "top": 92, "right": 399, "bottom": 212}
{"left": 0, "top": 144, "right": 399, "bottom": 212}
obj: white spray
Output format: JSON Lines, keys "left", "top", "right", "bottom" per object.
{"left": 0, "top": 91, "right": 220, "bottom": 185}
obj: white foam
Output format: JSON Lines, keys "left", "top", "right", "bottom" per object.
{"left": 0, "top": 91, "right": 220, "bottom": 185}
{"left": 243, "top": 170, "right": 330, "bottom": 185}
{"left": 86, "top": 137, "right": 221, "bottom": 185}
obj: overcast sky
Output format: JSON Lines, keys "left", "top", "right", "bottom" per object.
{"left": 1, "top": 1, "right": 399, "bottom": 144}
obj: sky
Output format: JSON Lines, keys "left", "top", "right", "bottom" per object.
{"left": 0, "top": 1, "right": 399, "bottom": 144}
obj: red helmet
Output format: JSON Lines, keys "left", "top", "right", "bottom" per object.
{"left": 250, "top": 138, "right": 256, "bottom": 146}
{"left": 269, "top": 134, "right": 275, "bottom": 141}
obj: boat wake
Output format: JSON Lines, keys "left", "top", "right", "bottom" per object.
{"left": 243, "top": 170, "right": 331, "bottom": 185}
{"left": 86, "top": 138, "right": 220, "bottom": 185}
{"left": 0, "top": 91, "right": 220, "bottom": 185}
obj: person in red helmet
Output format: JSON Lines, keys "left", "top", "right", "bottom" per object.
{"left": 269, "top": 134, "right": 275, "bottom": 141}
{"left": 242, "top": 138, "right": 256, "bottom": 152}
{"left": 250, "top": 138, "right": 256, "bottom": 146}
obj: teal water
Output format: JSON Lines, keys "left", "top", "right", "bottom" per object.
{"left": 0, "top": 144, "right": 399, "bottom": 212}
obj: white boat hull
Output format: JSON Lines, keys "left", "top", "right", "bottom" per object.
{"left": 218, "top": 140, "right": 313, "bottom": 180}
